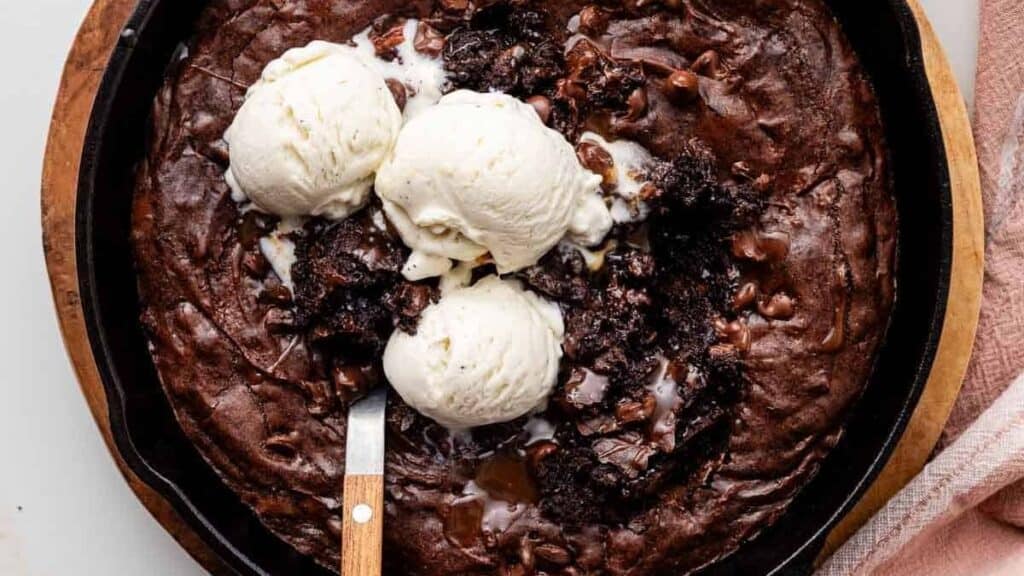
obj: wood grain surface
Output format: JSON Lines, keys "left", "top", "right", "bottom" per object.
{"left": 341, "top": 475, "right": 385, "bottom": 576}
{"left": 40, "top": 0, "right": 233, "bottom": 573}
{"left": 41, "top": 0, "right": 984, "bottom": 573}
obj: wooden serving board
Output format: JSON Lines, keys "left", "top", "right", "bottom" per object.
{"left": 41, "top": 0, "right": 984, "bottom": 573}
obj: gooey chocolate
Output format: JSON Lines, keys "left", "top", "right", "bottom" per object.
{"left": 132, "top": 0, "right": 895, "bottom": 574}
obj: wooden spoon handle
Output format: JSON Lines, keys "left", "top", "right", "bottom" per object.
{"left": 341, "top": 474, "right": 384, "bottom": 576}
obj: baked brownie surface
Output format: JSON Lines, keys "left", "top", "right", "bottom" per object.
{"left": 132, "top": 0, "right": 895, "bottom": 574}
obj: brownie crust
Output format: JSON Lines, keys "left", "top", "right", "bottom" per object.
{"left": 132, "top": 1, "right": 895, "bottom": 574}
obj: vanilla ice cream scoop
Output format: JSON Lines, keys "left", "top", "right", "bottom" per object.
{"left": 225, "top": 41, "right": 402, "bottom": 219}
{"left": 383, "top": 276, "right": 564, "bottom": 429}
{"left": 375, "top": 90, "right": 612, "bottom": 279}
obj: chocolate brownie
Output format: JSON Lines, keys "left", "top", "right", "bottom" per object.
{"left": 132, "top": 0, "right": 895, "bottom": 574}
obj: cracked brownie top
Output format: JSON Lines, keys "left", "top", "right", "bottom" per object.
{"left": 132, "top": 1, "right": 895, "bottom": 574}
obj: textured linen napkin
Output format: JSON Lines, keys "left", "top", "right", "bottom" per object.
{"left": 818, "top": 0, "right": 1024, "bottom": 574}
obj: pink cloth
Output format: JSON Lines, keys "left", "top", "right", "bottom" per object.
{"left": 818, "top": 377, "right": 1024, "bottom": 575}
{"left": 944, "top": 0, "right": 1024, "bottom": 445}
{"left": 818, "top": 0, "right": 1024, "bottom": 574}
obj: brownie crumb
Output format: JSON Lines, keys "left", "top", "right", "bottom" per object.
{"left": 516, "top": 148, "right": 762, "bottom": 526}
{"left": 443, "top": 2, "right": 565, "bottom": 96}
{"left": 649, "top": 154, "right": 764, "bottom": 229}
{"left": 534, "top": 434, "right": 614, "bottom": 527}
{"left": 292, "top": 209, "right": 437, "bottom": 356}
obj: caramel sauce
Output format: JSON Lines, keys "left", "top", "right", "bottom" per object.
{"left": 474, "top": 453, "right": 539, "bottom": 504}
{"left": 821, "top": 265, "right": 848, "bottom": 352}
{"left": 445, "top": 498, "right": 484, "bottom": 547}
{"left": 444, "top": 453, "right": 538, "bottom": 545}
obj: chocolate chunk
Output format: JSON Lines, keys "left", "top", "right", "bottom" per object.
{"left": 664, "top": 69, "right": 700, "bottom": 104}
{"left": 615, "top": 396, "right": 655, "bottom": 423}
{"left": 264, "top": 308, "right": 296, "bottom": 334}
{"left": 577, "top": 6, "right": 610, "bottom": 36}
{"left": 242, "top": 250, "right": 270, "bottom": 278}
{"left": 714, "top": 317, "right": 752, "bottom": 352}
{"left": 525, "top": 441, "right": 559, "bottom": 466}
{"left": 258, "top": 283, "right": 293, "bottom": 308}
{"left": 731, "top": 230, "right": 791, "bottom": 263}
{"left": 385, "top": 79, "right": 407, "bottom": 112}
{"left": 369, "top": 15, "right": 406, "bottom": 60}
{"left": 593, "top": 432, "right": 657, "bottom": 479}
{"left": 439, "top": 0, "right": 470, "bottom": 11}
{"left": 576, "top": 141, "right": 616, "bottom": 187}
{"left": 625, "top": 87, "right": 648, "bottom": 120}
{"left": 264, "top": 433, "right": 299, "bottom": 460}
{"left": 331, "top": 363, "right": 379, "bottom": 398}
{"left": 413, "top": 22, "right": 446, "bottom": 57}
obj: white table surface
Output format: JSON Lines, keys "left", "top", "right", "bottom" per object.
{"left": 0, "top": 1, "right": 979, "bottom": 574}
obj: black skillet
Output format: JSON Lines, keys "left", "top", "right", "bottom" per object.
{"left": 76, "top": 0, "right": 953, "bottom": 573}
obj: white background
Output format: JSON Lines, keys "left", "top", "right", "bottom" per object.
{"left": 0, "top": 1, "right": 980, "bottom": 574}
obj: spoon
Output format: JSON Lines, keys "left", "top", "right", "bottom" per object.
{"left": 341, "top": 387, "right": 387, "bottom": 576}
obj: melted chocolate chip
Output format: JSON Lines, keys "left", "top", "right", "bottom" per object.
{"left": 664, "top": 69, "right": 700, "bottom": 104}
{"left": 385, "top": 78, "right": 407, "bottom": 111}
{"left": 413, "top": 21, "right": 446, "bottom": 57}
{"left": 691, "top": 50, "right": 722, "bottom": 77}
{"left": 578, "top": 6, "right": 610, "bottom": 36}
{"left": 759, "top": 292, "right": 796, "bottom": 319}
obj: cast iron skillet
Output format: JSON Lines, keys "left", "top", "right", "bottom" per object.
{"left": 76, "top": 1, "right": 952, "bottom": 574}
